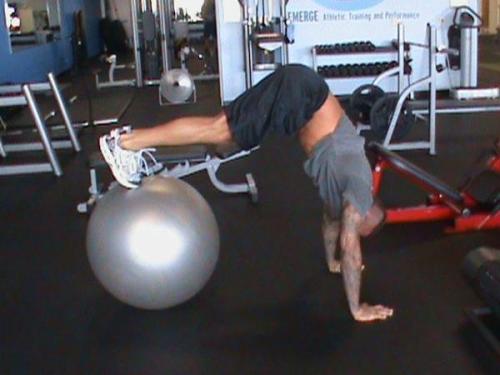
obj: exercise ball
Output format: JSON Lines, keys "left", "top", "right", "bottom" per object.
{"left": 86, "top": 176, "right": 219, "bottom": 310}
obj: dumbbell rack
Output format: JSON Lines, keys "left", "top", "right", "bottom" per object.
{"left": 312, "top": 43, "right": 400, "bottom": 80}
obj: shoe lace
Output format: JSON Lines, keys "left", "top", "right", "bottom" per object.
{"left": 135, "top": 148, "right": 162, "bottom": 176}
{"left": 109, "top": 129, "right": 162, "bottom": 182}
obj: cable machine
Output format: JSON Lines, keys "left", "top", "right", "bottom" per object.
{"left": 130, "top": 0, "right": 172, "bottom": 87}
{"left": 239, "top": 0, "right": 293, "bottom": 89}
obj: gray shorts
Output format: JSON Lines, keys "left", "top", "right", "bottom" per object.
{"left": 304, "top": 115, "right": 373, "bottom": 219}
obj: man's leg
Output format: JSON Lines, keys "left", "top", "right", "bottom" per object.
{"left": 322, "top": 208, "right": 341, "bottom": 273}
{"left": 99, "top": 112, "right": 233, "bottom": 188}
{"left": 340, "top": 203, "right": 393, "bottom": 322}
{"left": 120, "top": 112, "right": 233, "bottom": 151}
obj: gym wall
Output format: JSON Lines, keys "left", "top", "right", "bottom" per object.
{"left": 217, "top": 0, "right": 481, "bottom": 102}
{"left": 0, "top": 0, "right": 102, "bottom": 83}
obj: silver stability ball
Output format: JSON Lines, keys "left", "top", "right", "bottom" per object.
{"left": 86, "top": 176, "right": 220, "bottom": 310}
{"left": 160, "top": 69, "right": 195, "bottom": 104}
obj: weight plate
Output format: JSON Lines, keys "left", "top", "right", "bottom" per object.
{"left": 160, "top": 69, "right": 195, "bottom": 104}
{"left": 349, "top": 84, "right": 385, "bottom": 125}
{"left": 370, "top": 94, "right": 414, "bottom": 141}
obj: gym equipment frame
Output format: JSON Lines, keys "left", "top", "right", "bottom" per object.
{"left": 239, "top": 0, "right": 292, "bottom": 89}
{"left": 0, "top": 73, "right": 81, "bottom": 176}
{"left": 77, "top": 144, "right": 259, "bottom": 213}
{"left": 371, "top": 9, "right": 500, "bottom": 155}
{"left": 95, "top": 54, "right": 136, "bottom": 89}
{"left": 369, "top": 142, "right": 500, "bottom": 234}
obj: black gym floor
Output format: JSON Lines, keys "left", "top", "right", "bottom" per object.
{"left": 1, "top": 40, "right": 500, "bottom": 374}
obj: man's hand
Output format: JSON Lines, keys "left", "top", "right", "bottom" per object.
{"left": 353, "top": 303, "right": 394, "bottom": 322}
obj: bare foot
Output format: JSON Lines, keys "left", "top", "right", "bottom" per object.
{"left": 353, "top": 303, "right": 394, "bottom": 322}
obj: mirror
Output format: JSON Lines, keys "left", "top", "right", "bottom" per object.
{"left": 3, "top": 0, "right": 62, "bottom": 52}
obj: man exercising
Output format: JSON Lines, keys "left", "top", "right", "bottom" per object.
{"left": 100, "top": 64, "right": 393, "bottom": 322}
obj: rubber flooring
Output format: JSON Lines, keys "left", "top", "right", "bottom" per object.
{"left": 0, "top": 45, "right": 499, "bottom": 374}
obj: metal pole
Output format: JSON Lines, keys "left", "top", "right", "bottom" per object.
{"left": 429, "top": 25, "right": 437, "bottom": 155}
{"left": 131, "top": 0, "right": 143, "bottom": 87}
{"left": 240, "top": 0, "right": 252, "bottom": 88}
{"left": 158, "top": 0, "right": 170, "bottom": 74}
{"left": 397, "top": 23, "right": 405, "bottom": 94}
{"left": 460, "top": 15, "right": 474, "bottom": 88}
{"left": 22, "top": 85, "right": 63, "bottom": 177}
{"left": 280, "top": 0, "right": 288, "bottom": 65}
{"left": 100, "top": 0, "right": 106, "bottom": 17}
{"left": 0, "top": 137, "right": 6, "bottom": 157}
{"left": 47, "top": 73, "right": 81, "bottom": 152}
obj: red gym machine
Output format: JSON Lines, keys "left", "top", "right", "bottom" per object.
{"left": 369, "top": 142, "right": 500, "bottom": 233}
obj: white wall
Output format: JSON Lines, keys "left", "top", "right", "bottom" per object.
{"left": 217, "top": 0, "right": 481, "bottom": 102}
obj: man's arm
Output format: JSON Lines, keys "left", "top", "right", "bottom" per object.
{"left": 322, "top": 209, "right": 341, "bottom": 273}
{"left": 340, "top": 204, "right": 393, "bottom": 322}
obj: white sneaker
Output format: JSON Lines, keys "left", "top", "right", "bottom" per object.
{"left": 99, "top": 127, "right": 163, "bottom": 189}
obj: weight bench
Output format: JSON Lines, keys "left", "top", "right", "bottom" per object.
{"left": 368, "top": 142, "right": 500, "bottom": 233}
{"left": 369, "top": 142, "right": 464, "bottom": 205}
{"left": 78, "top": 143, "right": 259, "bottom": 213}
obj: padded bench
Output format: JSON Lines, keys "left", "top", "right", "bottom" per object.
{"left": 368, "top": 142, "right": 464, "bottom": 204}
{"left": 78, "top": 143, "right": 258, "bottom": 213}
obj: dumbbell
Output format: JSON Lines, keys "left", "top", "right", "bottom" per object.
{"left": 345, "top": 64, "right": 354, "bottom": 77}
{"left": 351, "top": 64, "right": 362, "bottom": 76}
{"left": 359, "top": 63, "right": 369, "bottom": 76}
{"left": 347, "top": 64, "right": 355, "bottom": 76}
{"left": 367, "top": 64, "right": 376, "bottom": 76}
{"left": 359, "top": 42, "right": 368, "bottom": 52}
{"left": 321, "top": 65, "right": 332, "bottom": 77}
{"left": 374, "top": 63, "right": 383, "bottom": 75}
{"left": 332, "top": 65, "right": 343, "bottom": 77}
{"left": 338, "top": 64, "right": 349, "bottom": 77}
{"left": 322, "top": 65, "right": 333, "bottom": 77}
{"left": 360, "top": 41, "right": 371, "bottom": 52}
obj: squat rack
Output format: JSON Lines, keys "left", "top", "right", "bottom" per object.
{"left": 372, "top": 10, "right": 500, "bottom": 154}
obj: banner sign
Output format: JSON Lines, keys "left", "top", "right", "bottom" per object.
{"left": 313, "top": 0, "right": 385, "bottom": 11}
